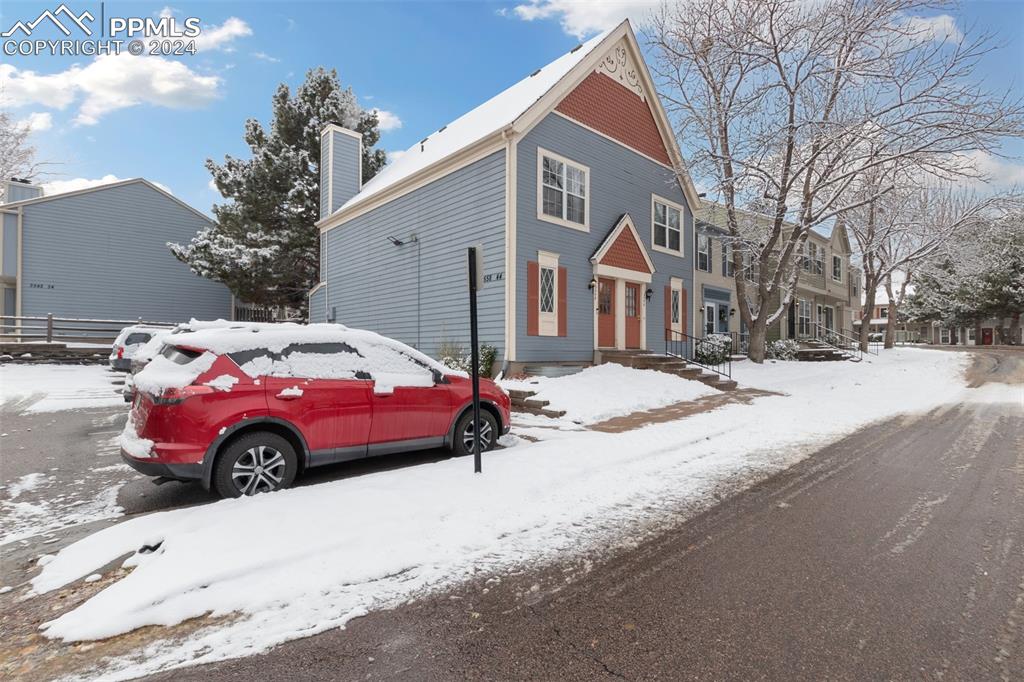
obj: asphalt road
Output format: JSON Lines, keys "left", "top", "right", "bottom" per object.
{"left": 150, "top": 350, "right": 1024, "bottom": 682}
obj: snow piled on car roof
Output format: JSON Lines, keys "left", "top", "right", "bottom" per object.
{"left": 134, "top": 323, "right": 464, "bottom": 396}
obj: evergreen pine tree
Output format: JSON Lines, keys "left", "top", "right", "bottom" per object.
{"left": 169, "top": 67, "right": 385, "bottom": 310}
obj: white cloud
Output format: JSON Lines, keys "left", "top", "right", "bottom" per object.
{"left": 511, "top": 0, "right": 657, "bottom": 38}
{"left": 17, "top": 112, "right": 53, "bottom": 133}
{"left": 957, "top": 150, "right": 1024, "bottom": 189}
{"left": 157, "top": 6, "right": 178, "bottom": 19}
{"left": 41, "top": 174, "right": 123, "bottom": 195}
{"left": 386, "top": 149, "right": 408, "bottom": 165}
{"left": 1, "top": 54, "right": 221, "bottom": 125}
{"left": 903, "top": 14, "right": 963, "bottom": 44}
{"left": 251, "top": 51, "right": 281, "bottom": 63}
{"left": 373, "top": 109, "right": 402, "bottom": 132}
{"left": 208, "top": 177, "right": 219, "bottom": 192}
{"left": 41, "top": 175, "right": 174, "bottom": 196}
{"left": 194, "top": 16, "right": 252, "bottom": 52}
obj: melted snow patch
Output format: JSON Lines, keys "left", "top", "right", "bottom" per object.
{"left": 204, "top": 374, "right": 239, "bottom": 392}
{"left": 7, "top": 472, "right": 50, "bottom": 499}
{"left": 275, "top": 385, "right": 303, "bottom": 398}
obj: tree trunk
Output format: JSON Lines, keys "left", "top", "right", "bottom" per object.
{"left": 975, "top": 319, "right": 983, "bottom": 345}
{"left": 860, "top": 281, "right": 878, "bottom": 352}
{"left": 1010, "top": 311, "right": 1021, "bottom": 345}
{"left": 884, "top": 301, "right": 897, "bottom": 349}
{"left": 747, "top": 316, "right": 768, "bottom": 363}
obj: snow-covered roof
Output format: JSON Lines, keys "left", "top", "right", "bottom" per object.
{"left": 336, "top": 28, "right": 613, "bottom": 215}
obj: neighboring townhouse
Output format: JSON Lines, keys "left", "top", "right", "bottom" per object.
{"left": 693, "top": 206, "right": 742, "bottom": 339}
{"left": 775, "top": 224, "right": 862, "bottom": 342}
{"left": 0, "top": 178, "right": 232, "bottom": 325}
{"left": 923, "top": 318, "right": 1021, "bottom": 346}
{"left": 311, "top": 21, "right": 702, "bottom": 373}
{"left": 695, "top": 202, "right": 862, "bottom": 346}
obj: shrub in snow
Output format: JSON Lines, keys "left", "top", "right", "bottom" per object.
{"left": 766, "top": 339, "right": 800, "bottom": 360}
{"left": 439, "top": 341, "right": 497, "bottom": 377}
{"left": 695, "top": 333, "right": 732, "bottom": 365}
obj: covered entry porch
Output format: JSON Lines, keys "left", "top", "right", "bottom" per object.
{"left": 590, "top": 215, "right": 655, "bottom": 353}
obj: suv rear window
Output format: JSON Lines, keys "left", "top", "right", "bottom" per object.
{"left": 160, "top": 345, "right": 204, "bottom": 365}
{"left": 124, "top": 333, "right": 152, "bottom": 346}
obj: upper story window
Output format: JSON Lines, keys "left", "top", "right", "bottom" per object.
{"left": 802, "top": 241, "right": 823, "bottom": 275}
{"left": 880, "top": 307, "right": 889, "bottom": 318}
{"left": 832, "top": 255, "right": 842, "bottom": 282}
{"left": 652, "top": 195, "right": 684, "bottom": 256}
{"left": 538, "top": 148, "right": 589, "bottom": 231}
{"left": 696, "top": 234, "right": 711, "bottom": 272}
{"left": 721, "top": 241, "right": 735, "bottom": 277}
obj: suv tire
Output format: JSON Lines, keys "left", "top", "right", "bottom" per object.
{"left": 452, "top": 410, "right": 498, "bottom": 457}
{"left": 213, "top": 431, "right": 298, "bottom": 499}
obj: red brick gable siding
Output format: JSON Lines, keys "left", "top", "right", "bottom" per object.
{"left": 599, "top": 227, "right": 652, "bottom": 273}
{"left": 555, "top": 72, "right": 672, "bottom": 166}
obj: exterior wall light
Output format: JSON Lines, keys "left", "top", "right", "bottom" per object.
{"left": 645, "top": 288, "right": 654, "bottom": 302}
{"left": 588, "top": 277, "right": 597, "bottom": 290}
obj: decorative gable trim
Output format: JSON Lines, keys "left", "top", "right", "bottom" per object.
{"left": 591, "top": 213, "right": 655, "bottom": 275}
{"left": 595, "top": 38, "right": 646, "bottom": 99}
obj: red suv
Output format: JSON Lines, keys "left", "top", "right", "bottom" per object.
{"left": 119, "top": 326, "right": 510, "bottom": 498}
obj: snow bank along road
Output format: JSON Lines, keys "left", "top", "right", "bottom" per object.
{"left": 2, "top": 348, "right": 1013, "bottom": 681}
{"left": 156, "top": 349, "right": 1024, "bottom": 681}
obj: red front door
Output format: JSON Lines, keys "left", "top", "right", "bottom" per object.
{"left": 598, "top": 277, "right": 616, "bottom": 348}
{"left": 982, "top": 328, "right": 994, "bottom": 345}
{"left": 625, "top": 282, "right": 642, "bottom": 349}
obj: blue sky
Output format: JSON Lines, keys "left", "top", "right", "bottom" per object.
{"left": 2, "top": 0, "right": 1022, "bottom": 213}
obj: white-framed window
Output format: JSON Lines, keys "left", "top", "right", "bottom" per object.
{"left": 696, "top": 234, "right": 711, "bottom": 272}
{"left": 832, "top": 255, "right": 842, "bottom": 282}
{"left": 798, "top": 300, "right": 811, "bottom": 336}
{"left": 652, "top": 195, "right": 684, "bottom": 256}
{"left": 880, "top": 307, "right": 888, "bottom": 318}
{"left": 537, "top": 148, "right": 589, "bottom": 231}
{"left": 538, "top": 250, "right": 559, "bottom": 336}
{"left": 940, "top": 327, "right": 951, "bottom": 344}
{"left": 721, "top": 241, "right": 734, "bottom": 277}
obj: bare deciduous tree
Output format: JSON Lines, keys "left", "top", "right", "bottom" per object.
{"left": 0, "top": 111, "right": 42, "bottom": 202}
{"left": 649, "top": 0, "right": 1024, "bottom": 361}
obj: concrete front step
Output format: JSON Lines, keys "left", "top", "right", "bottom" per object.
{"left": 604, "top": 352, "right": 738, "bottom": 392}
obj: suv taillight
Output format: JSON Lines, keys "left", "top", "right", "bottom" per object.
{"left": 116, "top": 346, "right": 124, "bottom": 359}
{"left": 152, "top": 385, "right": 216, "bottom": 405}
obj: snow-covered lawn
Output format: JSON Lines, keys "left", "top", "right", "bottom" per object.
{"left": 24, "top": 348, "right": 1014, "bottom": 680}
{"left": 0, "top": 364, "right": 123, "bottom": 413}
{"left": 501, "top": 362, "right": 719, "bottom": 423}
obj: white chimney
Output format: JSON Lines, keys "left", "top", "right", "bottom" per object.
{"left": 320, "top": 124, "right": 362, "bottom": 219}
{"left": 2, "top": 178, "right": 44, "bottom": 205}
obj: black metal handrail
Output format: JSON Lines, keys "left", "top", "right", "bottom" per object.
{"left": 805, "top": 322, "right": 874, "bottom": 361}
{"left": 665, "top": 329, "right": 732, "bottom": 378}
{"left": 725, "top": 331, "right": 750, "bottom": 356}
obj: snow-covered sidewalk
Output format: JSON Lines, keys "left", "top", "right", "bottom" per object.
{"left": 24, "top": 349, "right": 1013, "bottom": 680}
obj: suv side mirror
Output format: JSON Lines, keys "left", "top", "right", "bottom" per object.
{"left": 431, "top": 369, "right": 449, "bottom": 385}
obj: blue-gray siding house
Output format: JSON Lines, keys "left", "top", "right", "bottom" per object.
{"left": 312, "top": 21, "right": 702, "bottom": 372}
{"left": 0, "top": 178, "right": 231, "bottom": 325}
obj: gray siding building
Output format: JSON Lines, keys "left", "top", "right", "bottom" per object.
{"left": 0, "top": 178, "right": 231, "bottom": 324}
{"left": 312, "top": 21, "right": 702, "bottom": 372}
